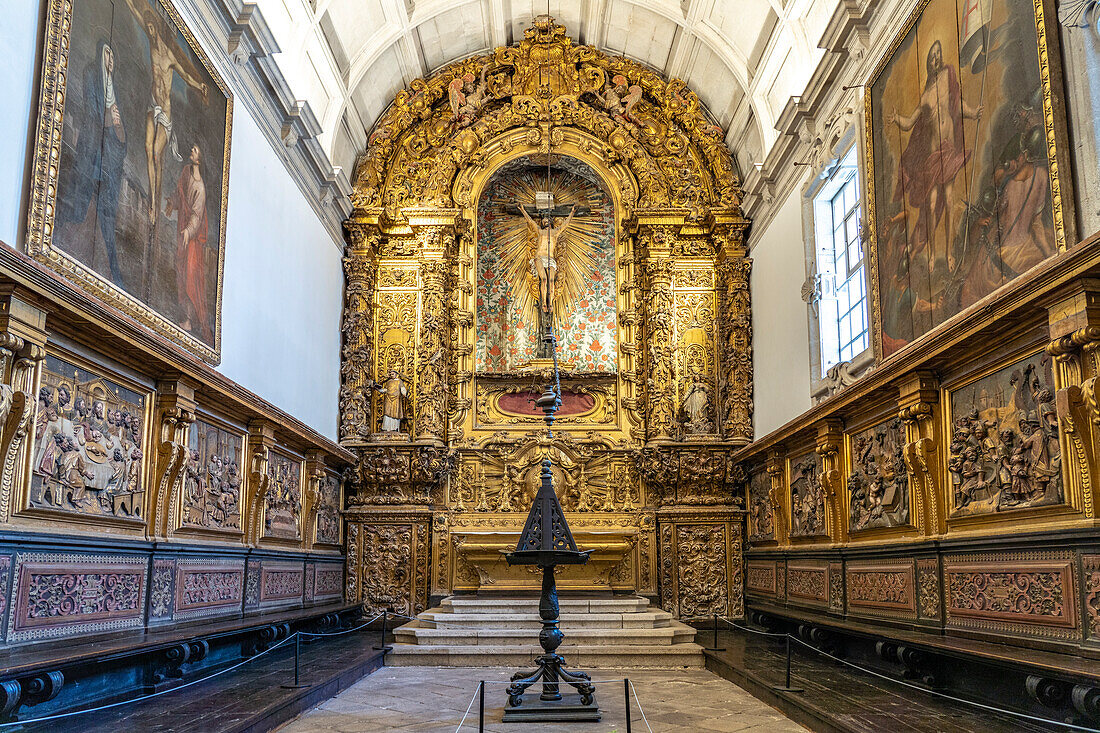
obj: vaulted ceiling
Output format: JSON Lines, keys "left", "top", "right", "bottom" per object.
{"left": 252, "top": 0, "right": 841, "bottom": 178}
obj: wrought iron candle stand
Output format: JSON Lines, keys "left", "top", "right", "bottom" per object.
{"left": 501, "top": 323, "right": 600, "bottom": 723}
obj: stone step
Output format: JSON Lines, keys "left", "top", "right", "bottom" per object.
{"left": 414, "top": 610, "right": 673, "bottom": 630}
{"left": 441, "top": 596, "right": 651, "bottom": 614}
{"left": 385, "top": 643, "right": 705, "bottom": 669}
{"left": 393, "top": 624, "right": 694, "bottom": 647}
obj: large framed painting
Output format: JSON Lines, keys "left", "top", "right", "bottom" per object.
{"left": 27, "top": 0, "right": 232, "bottom": 363}
{"left": 865, "top": 0, "right": 1073, "bottom": 361}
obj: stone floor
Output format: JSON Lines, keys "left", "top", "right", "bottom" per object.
{"left": 277, "top": 666, "right": 806, "bottom": 732}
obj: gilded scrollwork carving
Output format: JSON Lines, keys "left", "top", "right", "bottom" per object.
{"left": 340, "top": 225, "right": 379, "bottom": 443}
{"left": 717, "top": 244, "right": 752, "bottom": 443}
{"left": 149, "top": 389, "right": 196, "bottom": 538}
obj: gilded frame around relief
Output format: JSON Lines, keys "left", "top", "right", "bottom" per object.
{"left": 26, "top": 0, "right": 232, "bottom": 365}
{"left": 19, "top": 345, "right": 156, "bottom": 531}
{"left": 863, "top": 0, "right": 1073, "bottom": 364}
{"left": 939, "top": 345, "right": 1076, "bottom": 529}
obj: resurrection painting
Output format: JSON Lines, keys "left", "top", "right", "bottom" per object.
{"left": 29, "top": 0, "right": 231, "bottom": 362}
{"left": 181, "top": 419, "right": 243, "bottom": 532}
{"left": 29, "top": 356, "right": 147, "bottom": 520}
{"left": 947, "top": 351, "right": 1062, "bottom": 516}
{"left": 868, "top": 0, "right": 1067, "bottom": 359}
{"left": 848, "top": 418, "right": 910, "bottom": 531}
{"left": 476, "top": 156, "right": 617, "bottom": 372}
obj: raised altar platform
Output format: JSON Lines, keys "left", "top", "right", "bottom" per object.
{"left": 388, "top": 595, "right": 704, "bottom": 668}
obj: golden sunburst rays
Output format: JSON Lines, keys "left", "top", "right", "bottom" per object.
{"left": 487, "top": 167, "right": 610, "bottom": 329}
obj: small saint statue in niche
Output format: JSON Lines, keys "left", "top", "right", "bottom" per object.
{"left": 519, "top": 203, "right": 575, "bottom": 313}
{"left": 682, "top": 373, "right": 712, "bottom": 435}
{"left": 372, "top": 370, "right": 408, "bottom": 432}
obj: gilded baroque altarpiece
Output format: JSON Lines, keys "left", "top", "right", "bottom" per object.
{"left": 340, "top": 17, "right": 750, "bottom": 618}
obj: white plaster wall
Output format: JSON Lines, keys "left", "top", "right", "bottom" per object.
{"left": 751, "top": 186, "right": 812, "bottom": 438}
{"left": 0, "top": 1, "right": 343, "bottom": 440}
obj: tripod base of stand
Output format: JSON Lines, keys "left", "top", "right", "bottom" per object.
{"left": 503, "top": 693, "right": 601, "bottom": 723}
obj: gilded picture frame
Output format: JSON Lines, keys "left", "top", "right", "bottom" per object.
{"left": 26, "top": 0, "right": 232, "bottom": 364}
{"left": 864, "top": 0, "right": 1073, "bottom": 363}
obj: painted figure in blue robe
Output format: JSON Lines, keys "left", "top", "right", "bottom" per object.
{"left": 58, "top": 41, "right": 126, "bottom": 285}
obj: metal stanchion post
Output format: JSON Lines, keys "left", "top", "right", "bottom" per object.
{"left": 373, "top": 610, "right": 393, "bottom": 660}
{"left": 624, "top": 678, "right": 632, "bottom": 733}
{"left": 280, "top": 633, "right": 311, "bottom": 689}
{"left": 479, "top": 680, "right": 485, "bottom": 733}
{"left": 703, "top": 612, "right": 725, "bottom": 651}
{"left": 771, "top": 634, "right": 803, "bottom": 693}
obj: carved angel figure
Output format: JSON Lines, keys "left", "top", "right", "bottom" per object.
{"left": 448, "top": 67, "right": 489, "bottom": 127}
{"left": 598, "top": 74, "right": 642, "bottom": 123}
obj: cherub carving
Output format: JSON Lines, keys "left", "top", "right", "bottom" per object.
{"left": 448, "top": 67, "right": 490, "bottom": 127}
{"left": 597, "top": 74, "right": 642, "bottom": 123}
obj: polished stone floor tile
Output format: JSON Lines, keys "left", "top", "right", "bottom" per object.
{"left": 277, "top": 667, "right": 806, "bottom": 733}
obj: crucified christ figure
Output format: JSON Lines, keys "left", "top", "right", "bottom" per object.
{"left": 121, "top": 0, "right": 210, "bottom": 225}
{"left": 520, "top": 204, "right": 575, "bottom": 313}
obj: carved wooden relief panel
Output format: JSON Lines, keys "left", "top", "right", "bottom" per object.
{"left": 26, "top": 354, "right": 150, "bottom": 525}
{"left": 657, "top": 512, "right": 742, "bottom": 618}
{"left": 786, "top": 561, "right": 829, "bottom": 608}
{"left": 788, "top": 452, "right": 827, "bottom": 539}
{"left": 847, "top": 418, "right": 910, "bottom": 532}
{"left": 945, "top": 351, "right": 1063, "bottom": 519}
{"left": 845, "top": 560, "right": 917, "bottom": 621}
{"left": 747, "top": 463, "right": 775, "bottom": 543}
{"left": 263, "top": 450, "right": 302, "bottom": 541}
{"left": 313, "top": 470, "right": 342, "bottom": 547}
{"left": 345, "top": 511, "right": 430, "bottom": 616}
{"left": 180, "top": 417, "right": 243, "bottom": 534}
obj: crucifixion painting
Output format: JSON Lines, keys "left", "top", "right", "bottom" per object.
{"left": 476, "top": 157, "right": 617, "bottom": 372}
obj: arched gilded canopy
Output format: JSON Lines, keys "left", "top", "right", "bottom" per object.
{"left": 350, "top": 15, "right": 743, "bottom": 221}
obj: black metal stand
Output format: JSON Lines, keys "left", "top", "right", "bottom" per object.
{"left": 478, "top": 680, "right": 485, "bottom": 733}
{"left": 500, "top": 323, "right": 600, "bottom": 723}
{"left": 771, "top": 635, "right": 803, "bottom": 693}
{"left": 702, "top": 613, "right": 725, "bottom": 652}
{"left": 280, "top": 634, "right": 312, "bottom": 689}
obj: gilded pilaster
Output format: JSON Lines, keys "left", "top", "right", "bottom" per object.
{"left": 715, "top": 223, "right": 753, "bottom": 444}
{"left": 1046, "top": 280, "right": 1100, "bottom": 519}
{"left": 340, "top": 221, "right": 380, "bottom": 445}
{"left": 640, "top": 227, "right": 676, "bottom": 443}
{"left": 815, "top": 420, "right": 845, "bottom": 542}
{"left": 898, "top": 371, "right": 943, "bottom": 535}
{"left": 244, "top": 420, "right": 275, "bottom": 546}
{"left": 149, "top": 378, "right": 197, "bottom": 539}
{"left": 766, "top": 449, "right": 788, "bottom": 545}
{"left": 416, "top": 255, "right": 450, "bottom": 443}
{"left": 0, "top": 287, "right": 47, "bottom": 524}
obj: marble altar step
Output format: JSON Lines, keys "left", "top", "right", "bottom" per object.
{"left": 388, "top": 595, "right": 704, "bottom": 669}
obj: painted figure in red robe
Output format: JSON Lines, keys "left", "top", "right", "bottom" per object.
{"left": 166, "top": 143, "right": 210, "bottom": 341}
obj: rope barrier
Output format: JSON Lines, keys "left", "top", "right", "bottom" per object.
{"left": 710, "top": 615, "right": 1100, "bottom": 733}
{"left": 453, "top": 681, "right": 481, "bottom": 732}
{"left": 0, "top": 614, "right": 382, "bottom": 728}
{"left": 628, "top": 679, "right": 654, "bottom": 733}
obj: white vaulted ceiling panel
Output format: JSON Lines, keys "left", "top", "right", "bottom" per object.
{"left": 602, "top": 2, "right": 678, "bottom": 70}
{"left": 680, "top": 38, "right": 742, "bottom": 127}
{"left": 350, "top": 45, "right": 408, "bottom": 127}
{"left": 417, "top": 2, "right": 493, "bottom": 72}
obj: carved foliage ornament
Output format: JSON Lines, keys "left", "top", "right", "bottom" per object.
{"left": 351, "top": 17, "right": 741, "bottom": 218}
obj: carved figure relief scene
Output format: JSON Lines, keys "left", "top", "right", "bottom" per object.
{"left": 29, "top": 355, "right": 147, "bottom": 521}
{"left": 848, "top": 418, "right": 910, "bottom": 531}
{"left": 947, "top": 352, "right": 1062, "bottom": 516}
{"left": 182, "top": 419, "right": 242, "bottom": 532}
{"left": 869, "top": 0, "right": 1062, "bottom": 358}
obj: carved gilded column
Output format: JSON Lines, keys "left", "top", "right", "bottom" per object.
{"left": 149, "top": 378, "right": 197, "bottom": 539}
{"left": 898, "top": 371, "right": 944, "bottom": 536}
{"left": 815, "top": 420, "right": 844, "bottom": 542}
{"left": 339, "top": 221, "right": 380, "bottom": 445}
{"left": 715, "top": 224, "right": 753, "bottom": 444}
{"left": 640, "top": 227, "right": 676, "bottom": 442}
{"left": 244, "top": 420, "right": 275, "bottom": 546}
{"left": 0, "top": 287, "right": 47, "bottom": 524}
{"left": 303, "top": 450, "right": 325, "bottom": 548}
{"left": 416, "top": 255, "right": 450, "bottom": 443}
{"left": 1046, "top": 279, "right": 1100, "bottom": 520}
